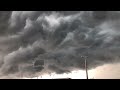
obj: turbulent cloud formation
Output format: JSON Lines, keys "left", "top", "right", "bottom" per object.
{"left": 0, "top": 11, "right": 120, "bottom": 78}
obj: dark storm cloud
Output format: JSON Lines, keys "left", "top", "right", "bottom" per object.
{"left": 0, "top": 11, "right": 12, "bottom": 35}
{"left": 0, "top": 11, "right": 120, "bottom": 78}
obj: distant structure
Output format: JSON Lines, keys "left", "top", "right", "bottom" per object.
{"left": 53, "top": 78, "right": 71, "bottom": 79}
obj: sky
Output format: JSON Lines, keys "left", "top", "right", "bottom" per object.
{"left": 0, "top": 11, "right": 120, "bottom": 79}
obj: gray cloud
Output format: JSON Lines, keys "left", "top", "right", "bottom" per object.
{"left": 0, "top": 11, "right": 120, "bottom": 78}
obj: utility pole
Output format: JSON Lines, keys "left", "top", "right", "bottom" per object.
{"left": 85, "top": 57, "right": 88, "bottom": 79}
{"left": 81, "top": 56, "right": 88, "bottom": 79}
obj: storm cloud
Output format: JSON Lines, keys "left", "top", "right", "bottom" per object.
{"left": 0, "top": 11, "right": 120, "bottom": 78}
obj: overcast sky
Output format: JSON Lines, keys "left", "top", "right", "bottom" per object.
{"left": 0, "top": 11, "right": 120, "bottom": 79}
